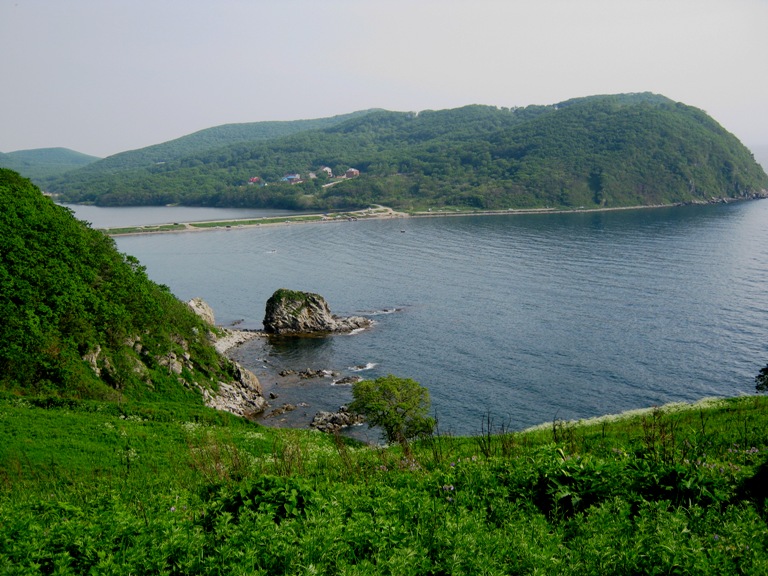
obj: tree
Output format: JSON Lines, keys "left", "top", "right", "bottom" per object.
{"left": 349, "top": 375, "right": 435, "bottom": 451}
{"left": 756, "top": 365, "right": 768, "bottom": 392}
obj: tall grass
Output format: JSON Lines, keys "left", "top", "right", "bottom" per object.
{"left": 1, "top": 394, "right": 767, "bottom": 574}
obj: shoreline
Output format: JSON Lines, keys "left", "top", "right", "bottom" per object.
{"left": 102, "top": 205, "right": 408, "bottom": 236}
{"left": 213, "top": 327, "right": 264, "bottom": 355}
{"left": 100, "top": 197, "right": 763, "bottom": 237}
{"left": 218, "top": 328, "right": 378, "bottom": 437}
{"left": 218, "top": 327, "right": 740, "bottom": 437}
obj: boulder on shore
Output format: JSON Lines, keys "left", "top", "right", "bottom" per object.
{"left": 263, "top": 288, "right": 372, "bottom": 336}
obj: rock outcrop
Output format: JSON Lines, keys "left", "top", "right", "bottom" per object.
{"left": 262, "top": 289, "right": 372, "bottom": 335}
{"left": 333, "top": 375, "right": 363, "bottom": 386}
{"left": 310, "top": 406, "right": 366, "bottom": 433}
{"left": 187, "top": 297, "right": 216, "bottom": 325}
{"left": 183, "top": 297, "right": 267, "bottom": 417}
{"left": 202, "top": 361, "right": 267, "bottom": 417}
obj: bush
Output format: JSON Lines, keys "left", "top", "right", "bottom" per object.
{"left": 349, "top": 375, "right": 435, "bottom": 451}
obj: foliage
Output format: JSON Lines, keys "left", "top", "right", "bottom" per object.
{"left": 756, "top": 364, "right": 768, "bottom": 392}
{"left": 38, "top": 110, "right": 375, "bottom": 182}
{"left": 350, "top": 375, "right": 436, "bottom": 448}
{"left": 45, "top": 94, "right": 768, "bottom": 212}
{"left": 0, "top": 169, "right": 233, "bottom": 402}
{"left": 2, "top": 395, "right": 768, "bottom": 574}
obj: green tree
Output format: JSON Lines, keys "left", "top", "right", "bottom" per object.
{"left": 756, "top": 365, "right": 768, "bottom": 392}
{"left": 349, "top": 375, "right": 435, "bottom": 452}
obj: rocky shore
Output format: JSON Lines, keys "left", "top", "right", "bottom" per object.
{"left": 188, "top": 294, "right": 372, "bottom": 435}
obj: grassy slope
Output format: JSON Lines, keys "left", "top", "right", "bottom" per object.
{"left": 1, "top": 394, "right": 766, "bottom": 574}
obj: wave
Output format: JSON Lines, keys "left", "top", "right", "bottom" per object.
{"left": 346, "top": 326, "right": 371, "bottom": 336}
{"left": 360, "top": 308, "right": 404, "bottom": 316}
{"left": 349, "top": 362, "right": 378, "bottom": 372}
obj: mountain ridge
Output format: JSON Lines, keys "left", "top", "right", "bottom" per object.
{"left": 40, "top": 93, "right": 768, "bottom": 210}
{"left": 0, "top": 147, "right": 100, "bottom": 180}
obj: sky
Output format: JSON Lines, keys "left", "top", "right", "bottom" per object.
{"left": 2, "top": 0, "right": 767, "bottom": 158}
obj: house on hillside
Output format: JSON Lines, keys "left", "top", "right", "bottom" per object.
{"left": 281, "top": 173, "right": 302, "bottom": 184}
{"left": 345, "top": 168, "right": 360, "bottom": 178}
{"left": 321, "top": 166, "right": 333, "bottom": 177}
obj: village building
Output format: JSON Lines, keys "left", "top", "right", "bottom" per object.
{"left": 281, "top": 173, "right": 302, "bottom": 184}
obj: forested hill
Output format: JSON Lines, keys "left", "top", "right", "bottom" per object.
{"left": 47, "top": 93, "right": 768, "bottom": 211}
{"left": 55, "top": 110, "right": 378, "bottom": 176}
{"left": 0, "top": 147, "right": 99, "bottom": 180}
{"left": 0, "top": 169, "right": 241, "bottom": 403}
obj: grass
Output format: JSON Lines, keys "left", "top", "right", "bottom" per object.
{"left": 189, "top": 215, "right": 325, "bottom": 228}
{"left": 1, "top": 394, "right": 767, "bottom": 574}
{"left": 101, "top": 223, "right": 187, "bottom": 234}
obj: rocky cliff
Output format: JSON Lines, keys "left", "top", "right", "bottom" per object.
{"left": 263, "top": 289, "right": 372, "bottom": 335}
{"left": 185, "top": 297, "right": 267, "bottom": 417}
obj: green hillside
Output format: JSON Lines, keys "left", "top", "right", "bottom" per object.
{"left": 53, "top": 110, "right": 377, "bottom": 178}
{"left": 0, "top": 169, "right": 245, "bottom": 403}
{"left": 47, "top": 93, "right": 768, "bottom": 210}
{"left": 0, "top": 147, "right": 99, "bottom": 180}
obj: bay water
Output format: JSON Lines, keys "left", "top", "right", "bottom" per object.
{"left": 68, "top": 202, "right": 768, "bottom": 436}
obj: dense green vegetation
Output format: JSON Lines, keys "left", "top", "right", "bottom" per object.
{"left": 1, "top": 394, "right": 767, "bottom": 574}
{"left": 0, "top": 169, "right": 236, "bottom": 402}
{"left": 0, "top": 148, "right": 99, "bottom": 179}
{"left": 350, "top": 375, "right": 436, "bottom": 451}
{"left": 40, "top": 110, "right": 375, "bottom": 183}
{"left": 47, "top": 93, "right": 768, "bottom": 211}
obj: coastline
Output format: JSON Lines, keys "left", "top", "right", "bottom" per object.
{"left": 216, "top": 328, "right": 728, "bottom": 436}
{"left": 171, "top": 195, "right": 765, "bottom": 433}
{"left": 102, "top": 205, "right": 408, "bottom": 236}
{"left": 217, "top": 327, "right": 739, "bottom": 437}
{"left": 100, "top": 197, "right": 764, "bottom": 237}
{"left": 218, "top": 329, "right": 378, "bottom": 438}
{"left": 213, "top": 327, "right": 264, "bottom": 355}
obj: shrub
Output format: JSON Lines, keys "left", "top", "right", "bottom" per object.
{"left": 349, "top": 375, "right": 435, "bottom": 452}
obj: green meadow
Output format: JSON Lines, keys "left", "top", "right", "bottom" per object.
{"left": 2, "top": 394, "right": 767, "bottom": 575}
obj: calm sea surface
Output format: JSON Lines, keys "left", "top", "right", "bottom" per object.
{"left": 68, "top": 202, "right": 768, "bottom": 436}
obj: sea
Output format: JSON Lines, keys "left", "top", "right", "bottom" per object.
{"left": 65, "top": 201, "right": 768, "bottom": 437}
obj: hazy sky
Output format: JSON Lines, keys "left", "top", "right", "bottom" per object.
{"left": 2, "top": 0, "right": 767, "bottom": 157}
